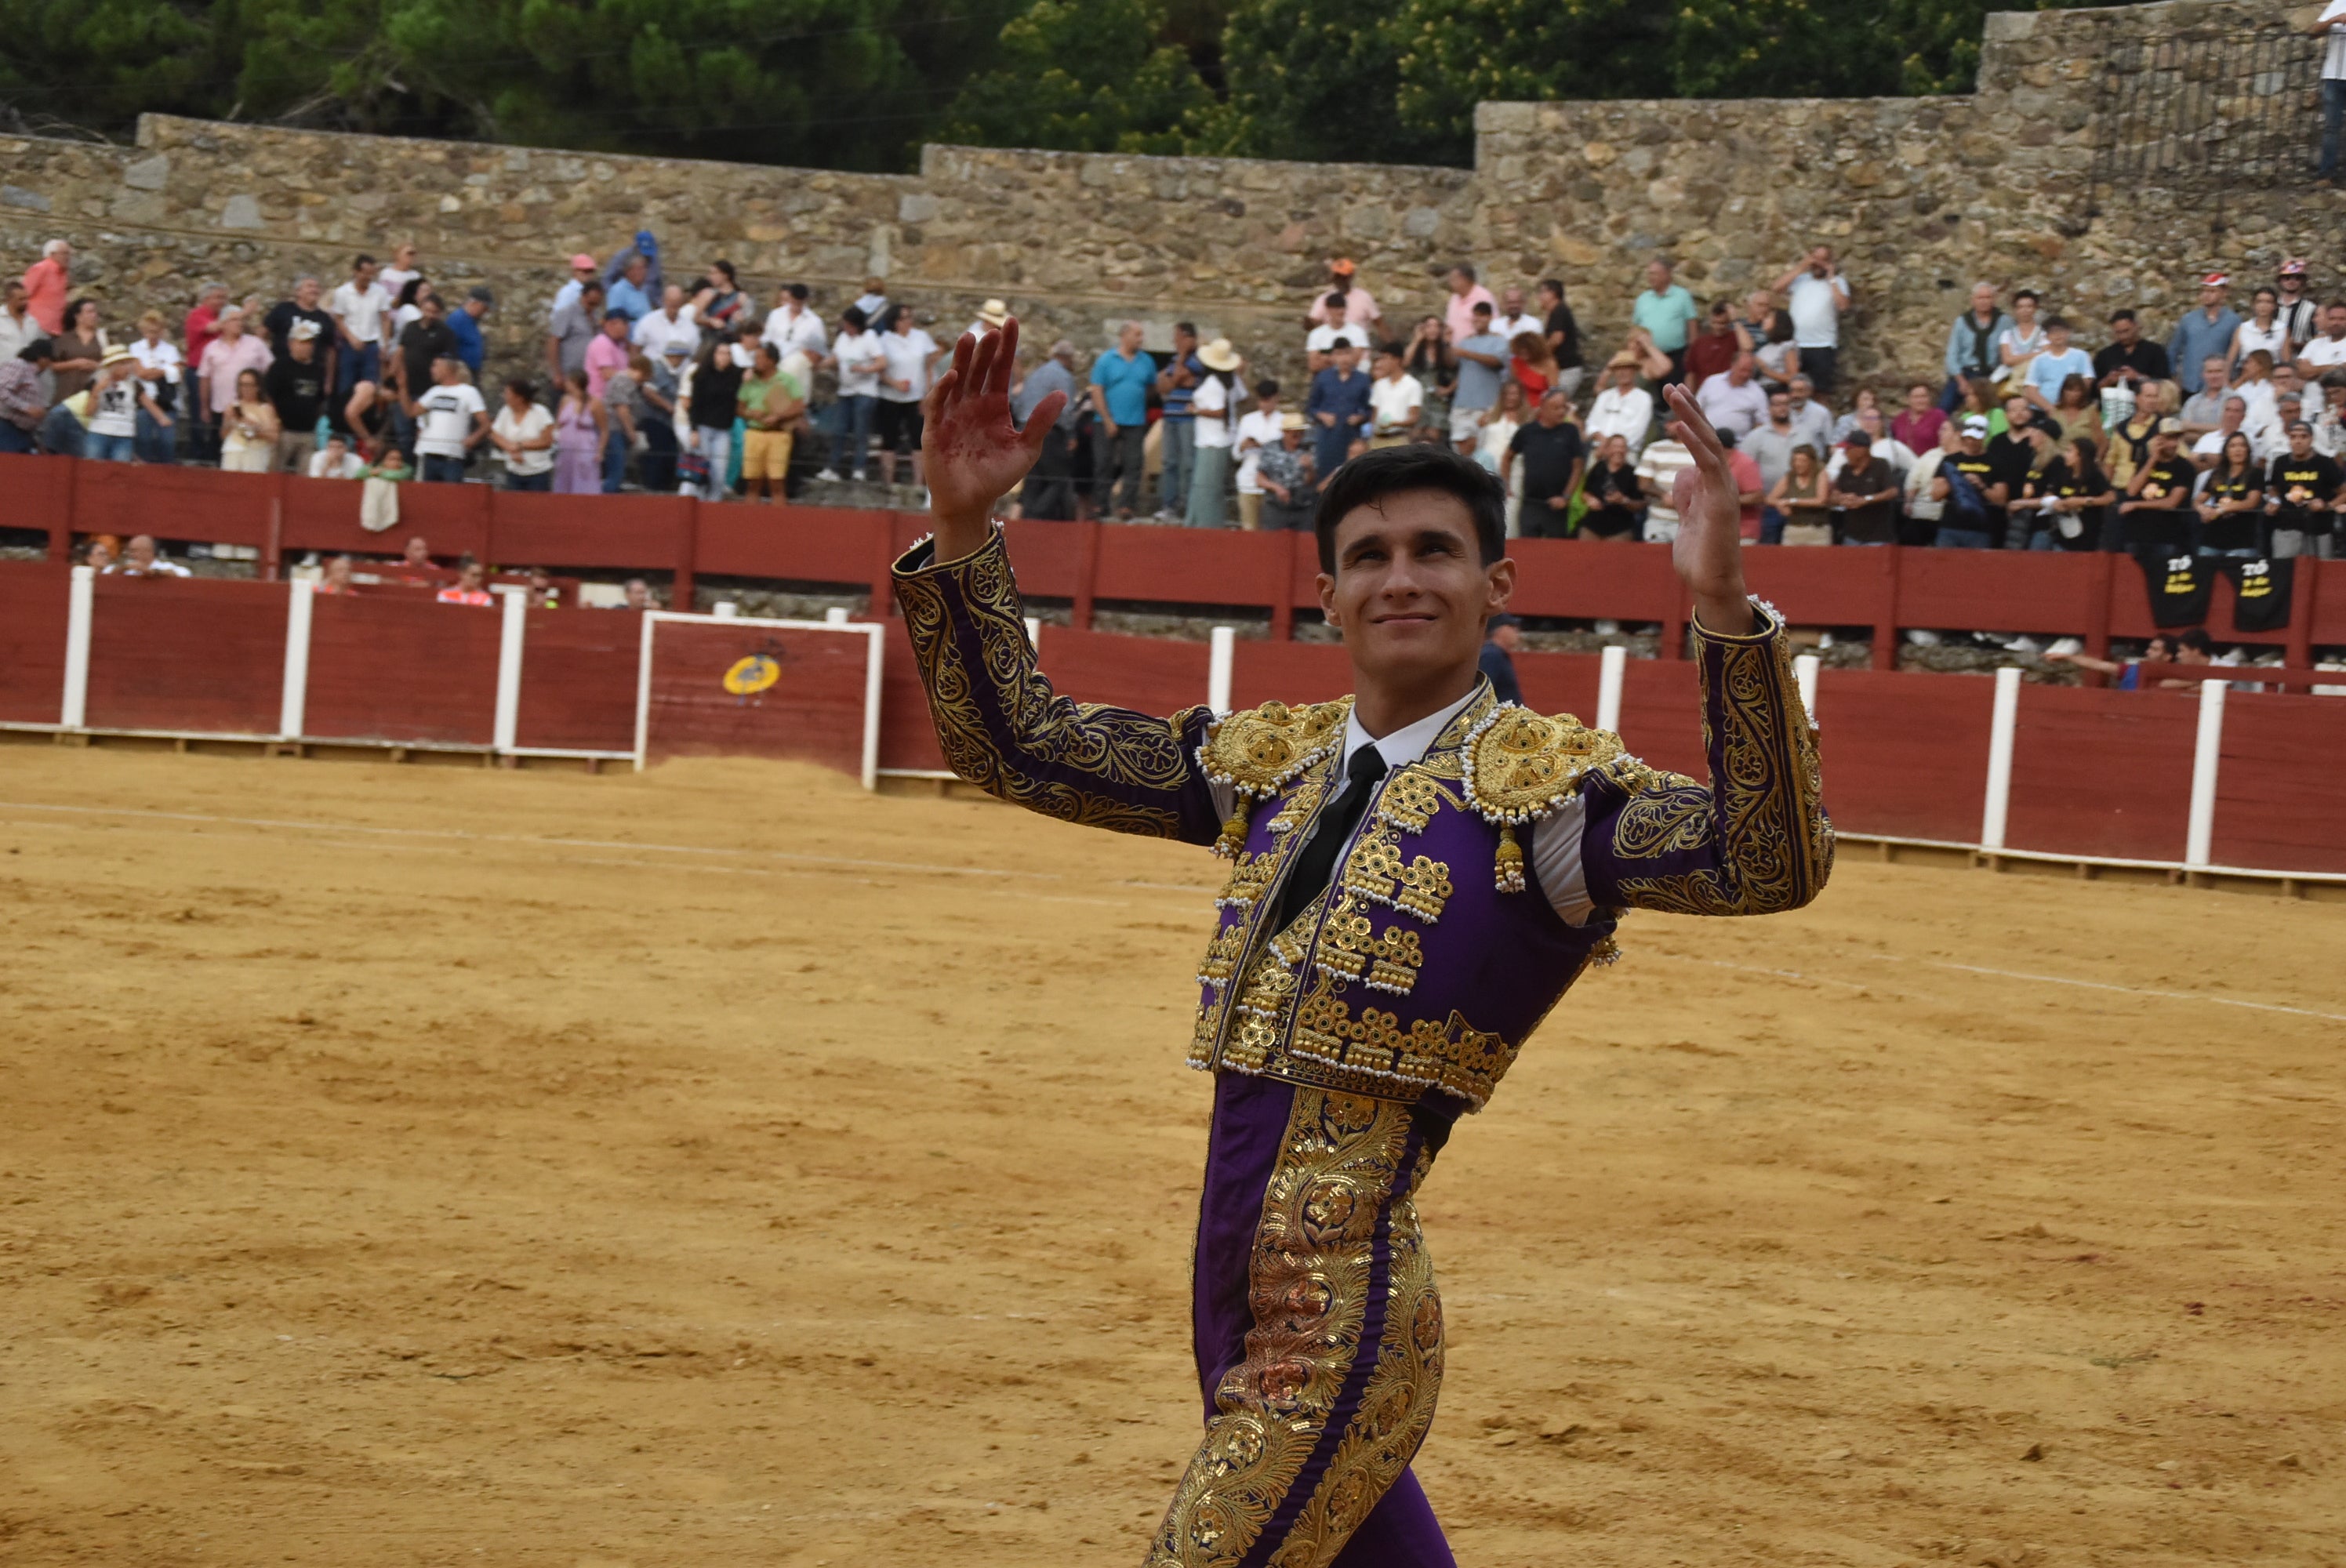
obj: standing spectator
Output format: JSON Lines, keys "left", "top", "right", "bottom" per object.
{"left": 1492, "top": 287, "right": 1542, "bottom": 347}
{"left": 264, "top": 274, "right": 338, "bottom": 387}
{"left": 1632, "top": 417, "right": 1698, "bottom": 541}
{"left": 2021, "top": 434, "right": 2113, "bottom": 550}
{"left": 1155, "top": 321, "right": 1204, "bottom": 518}
{"left": 0, "top": 341, "right": 49, "bottom": 455}
{"left": 738, "top": 341, "right": 805, "bottom": 506}
{"left": 0, "top": 279, "right": 38, "bottom": 364}
{"left": 1746, "top": 388, "right": 1799, "bottom": 540}
{"left": 2231, "top": 287, "right": 2290, "bottom": 376}
{"left": 551, "top": 370, "right": 607, "bottom": 495}
{"left": 1303, "top": 299, "right": 1356, "bottom": 376}
{"left": 642, "top": 342, "right": 688, "bottom": 492}
{"left": 2169, "top": 275, "right": 2242, "bottom": 396}
{"left": 1304, "top": 339, "right": 1372, "bottom": 481}
{"left": 1992, "top": 289, "right": 2045, "bottom": 387}
{"left": 1988, "top": 399, "right": 2043, "bottom": 546}
{"left": 2092, "top": 308, "right": 2170, "bottom": 404}
{"left": 2021, "top": 317, "right": 2094, "bottom": 414}
{"left": 1233, "top": 377, "right": 1282, "bottom": 532}
{"left": 853, "top": 275, "right": 890, "bottom": 322}
{"left": 2316, "top": 0, "right": 2346, "bottom": 183}
{"left": 1585, "top": 354, "right": 1654, "bottom": 455}
{"left": 447, "top": 287, "right": 492, "bottom": 380}
{"left": 677, "top": 342, "right": 743, "bottom": 499}
{"left": 2046, "top": 374, "right": 2101, "bottom": 449}
{"left": 394, "top": 292, "right": 460, "bottom": 447}
{"left": 2180, "top": 354, "right": 2234, "bottom": 438}
{"left": 183, "top": 281, "right": 227, "bottom": 379}
{"left": 263, "top": 321, "right": 329, "bottom": 474}
{"left": 1507, "top": 328, "right": 1562, "bottom": 401}
{"left": 376, "top": 242, "right": 421, "bottom": 304}
{"left": 1682, "top": 300, "right": 1740, "bottom": 389}
{"left": 601, "top": 351, "right": 648, "bottom": 493}
{"left": 1367, "top": 343, "right": 1422, "bottom": 450}
{"left": 20, "top": 239, "right": 71, "bottom": 333}
{"left": 1830, "top": 433, "right": 1901, "bottom": 545}
{"left": 1185, "top": 339, "right": 1243, "bottom": 528}
{"left": 823, "top": 304, "right": 884, "bottom": 482}
{"left": 1694, "top": 350, "right": 1767, "bottom": 439}
{"left": 1503, "top": 388, "right": 1585, "bottom": 540}
{"left": 1449, "top": 308, "right": 1507, "bottom": 452}
{"left": 547, "top": 279, "right": 605, "bottom": 386}
{"left": 412, "top": 356, "right": 489, "bottom": 482}
{"left": 1401, "top": 316, "right": 1451, "bottom": 441}
{"left": 1903, "top": 421, "right": 1956, "bottom": 539}
{"left": 1306, "top": 260, "right": 1381, "bottom": 336}
{"left": 1941, "top": 282, "right": 2010, "bottom": 410}
{"left": 633, "top": 285, "right": 702, "bottom": 363}
{"left": 2275, "top": 258, "right": 2321, "bottom": 348}
{"left": 1538, "top": 279, "right": 1584, "bottom": 399}
{"left": 218, "top": 367, "right": 280, "bottom": 473}
{"left": 1440, "top": 264, "right": 1496, "bottom": 345}
{"left": 1931, "top": 417, "right": 2006, "bottom": 547}
{"left": 1770, "top": 444, "right": 1834, "bottom": 545}
{"left": 197, "top": 305, "right": 272, "bottom": 434}
{"left": 1256, "top": 413, "right": 1317, "bottom": 532}
{"left": 605, "top": 254, "right": 654, "bottom": 325}
{"left": 1472, "top": 379, "right": 1527, "bottom": 479}
{"left": 2108, "top": 378, "right": 2171, "bottom": 490}
{"left": 490, "top": 379, "right": 557, "bottom": 492}
{"left": 1747, "top": 310, "right": 1799, "bottom": 393}
{"left": 2195, "top": 434, "right": 2265, "bottom": 557}
{"left": 1782, "top": 373, "right": 1833, "bottom": 453}
{"left": 874, "top": 303, "right": 940, "bottom": 492}
{"left": 2119, "top": 419, "right": 2197, "bottom": 548}
{"left": 1475, "top": 615, "right": 1525, "bottom": 704}
{"left": 551, "top": 253, "right": 599, "bottom": 322}
{"left": 126, "top": 310, "right": 183, "bottom": 464}
{"left": 1013, "top": 338, "right": 1084, "bottom": 522}
{"left": 1775, "top": 246, "right": 1851, "bottom": 394}
{"left": 330, "top": 255, "right": 390, "bottom": 412}
{"left": 81, "top": 348, "right": 148, "bottom": 463}
{"left": 1579, "top": 434, "right": 1643, "bottom": 541}
{"left": 2297, "top": 300, "right": 2346, "bottom": 382}
{"left": 2266, "top": 421, "right": 2341, "bottom": 557}
{"left": 49, "top": 298, "right": 107, "bottom": 403}
{"left": 693, "top": 261, "right": 746, "bottom": 335}
{"left": 1632, "top": 259, "right": 1699, "bottom": 383}
{"left": 1893, "top": 381, "right": 1948, "bottom": 455}
{"left": 761, "top": 282, "right": 829, "bottom": 365}
{"left": 585, "top": 312, "right": 632, "bottom": 399}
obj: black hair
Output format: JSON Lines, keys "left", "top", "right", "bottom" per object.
{"left": 841, "top": 304, "right": 869, "bottom": 332}
{"left": 711, "top": 260, "right": 738, "bottom": 286}
{"left": 354, "top": 252, "right": 376, "bottom": 268}
{"left": 1311, "top": 444, "right": 1505, "bottom": 575}
{"left": 504, "top": 377, "right": 537, "bottom": 403}
{"left": 876, "top": 302, "right": 908, "bottom": 335}
{"left": 2108, "top": 307, "right": 2137, "bottom": 324}
{"left": 1175, "top": 320, "right": 1197, "bottom": 338}
{"left": 786, "top": 281, "right": 809, "bottom": 300}
{"left": 2043, "top": 314, "right": 2070, "bottom": 332}
{"left": 1254, "top": 377, "right": 1279, "bottom": 398}
{"left": 2012, "top": 288, "right": 2039, "bottom": 305}
{"left": 1538, "top": 278, "right": 1565, "bottom": 301}
{"left": 2177, "top": 628, "right": 2213, "bottom": 654}
{"left": 17, "top": 338, "right": 52, "bottom": 363}
{"left": 1324, "top": 291, "right": 1347, "bottom": 309}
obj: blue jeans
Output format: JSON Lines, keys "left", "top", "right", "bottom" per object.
{"left": 1159, "top": 416, "right": 1195, "bottom": 514}
{"left": 691, "top": 426, "right": 732, "bottom": 499}
{"left": 2322, "top": 78, "right": 2346, "bottom": 180}
{"left": 602, "top": 426, "right": 629, "bottom": 492}
{"left": 0, "top": 420, "right": 34, "bottom": 454}
{"left": 86, "top": 432, "right": 136, "bottom": 463}
{"left": 420, "top": 453, "right": 468, "bottom": 483}
{"left": 134, "top": 406, "right": 176, "bottom": 463}
{"left": 828, "top": 394, "right": 876, "bottom": 477}
{"left": 1934, "top": 525, "right": 1995, "bottom": 549}
{"left": 338, "top": 343, "right": 381, "bottom": 394}
{"left": 2028, "top": 530, "right": 2060, "bottom": 550}
{"left": 39, "top": 405, "right": 84, "bottom": 457}
{"left": 506, "top": 470, "right": 551, "bottom": 492}
{"left": 1760, "top": 506, "right": 1786, "bottom": 545}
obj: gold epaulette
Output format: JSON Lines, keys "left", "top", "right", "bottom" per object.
{"left": 1459, "top": 706, "right": 1625, "bottom": 891}
{"left": 1196, "top": 698, "right": 1351, "bottom": 856}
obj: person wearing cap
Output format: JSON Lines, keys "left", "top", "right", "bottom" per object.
{"left": 761, "top": 282, "right": 828, "bottom": 366}
{"left": 2119, "top": 417, "right": 2198, "bottom": 548}
{"left": 1929, "top": 416, "right": 2006, "bottom": 547}
{"left": 263, "top": 319, "right": 330, "bottom": 474}
{"left": 1154, "top": 321, "right": 1206, "bottom": 518}
{"left": 1184, "top": 338, "right": 1246, "bottom": 528}
{"left": 263, "top": 274, "right": 339, "bottom": 390}
{"left": 551, "top": 252, "right": 600, "bottom": 323}
{"left": 1585, "top": 352, "right": 1654, "bottom": 456}
{"left": 1230, "top": 376, "right": 1284, "bottom": 531}
{"left": 1306, "top": 259, "right": 1379, "bottom": 334}
{"left": 2168, "top": 274, "right": 2242, "bottom": 397}
{"left": 1011, "top": 338, "right": 1084, "bottom": 521}
{"left": 2266, "top": 419, "right": 2343, "bottom": 558}
{"left": 446, "top": 285, "right": 493, "bottom": 379}
{"left": 2274, "top": 258, "right": 2319, "bottom": 347}
{"left": 1253, "top": 409, "right": 1317, "bottom": 531}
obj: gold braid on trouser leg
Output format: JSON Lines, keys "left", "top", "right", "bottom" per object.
{"left": 1146, "top": 1091, "right": 1444, "bottom": 1568}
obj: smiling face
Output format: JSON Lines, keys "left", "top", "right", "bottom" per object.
{"left": 1317, "top": 490, "right": 1513, "bottom": 692}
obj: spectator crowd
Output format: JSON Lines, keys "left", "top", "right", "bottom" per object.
{"left": 9, "top": 226, "right": 2346, "bottom": 568}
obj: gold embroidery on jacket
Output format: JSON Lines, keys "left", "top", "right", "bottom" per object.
{"left": 1197, "top": 922, "right": 1248, "bottom": 987}
{"left": 1311, "top": 895, "right": 1426, "bottom": 996}
{"left": 1373, "top": 771, "right": 1449, "bottom": 834}
{"left": 1288, "top": 971, "right": 1518, "bottom": 1110}
{"left": 1200, "top": 699, "right": 1352, "bottom": 798}
{"left": 1341, "top": 822, "right": 1453, "bottom": 924}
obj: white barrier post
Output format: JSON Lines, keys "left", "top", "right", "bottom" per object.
{"left": 278, "top": 579, "right": 314, "bottom": 740}
{"left": 1979, "top": 664, "right": 2023, "bottom": 851}
{"left": 825, "top": 605, "right": 850, "bottom": 626}
{"left": 1595, "top": 643, "right": 1626, "bottom": 733}
{"left": 2185, "top": 678, "right": 2227, "bottom": 869}
{"left": 60, "top": 564, "right": 93, "bottom": 729}
{"left": 859, "top": 623, "right": 884, "bottom": 793}
{"left": 492, "top": 588, "right": 528, "bottom": 753}
{"left": 1025, "top": 615, "right": 1042, "bottom": 648}
{"left": 1793, "top": 652, "right": 1821, "bottom": 724}
{"left": 1208, "top": 626, "right": 1236, "bottom": 715}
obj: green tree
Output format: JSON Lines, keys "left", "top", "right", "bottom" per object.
{"left": 1389, "top": 0, "right": 1672, "bottom": 145}
{"left": 0, "top": 0, "right": 240, "bottom": 132}
{"left": 1211, "top": 0, "right": 1454, "bottom": 165}
{"left": 944, "top": 0, "right": 1212, "bottom": 154}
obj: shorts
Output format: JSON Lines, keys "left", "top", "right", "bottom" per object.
{"left": 874, "top": 399, "right": 923, "bottom": 455}
{"left": 741, "top": 427, "right": 794, "bottom": 481}
{"left": 1448, "top": 406, "right": 1487, "bottom": 445}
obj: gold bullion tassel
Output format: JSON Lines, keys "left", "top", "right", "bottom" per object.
{"left": 1494, "top": 823, "right": 1526, "bottom": 893}
{"left": 1216, "top": 806, "right": 1251, "bottom": 858}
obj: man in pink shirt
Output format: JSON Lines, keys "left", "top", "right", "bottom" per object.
{"left": 1303, "top": 258, "right": 1381, "bottom": 333}
{"left": 21, "top": 239, "right": 71, "bottom": 334}
{"left": 1440, "top": 263, "right": 1497, "bottom": 345}
{"left": 583, "top": 311, "right": 630, "bottom": 398}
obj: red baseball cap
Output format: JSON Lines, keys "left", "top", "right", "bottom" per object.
{"left": 2201, "top": 271, "right": 2229, "bottom": 288}
{"left": 569, "top": 252, "right": 597, "bottom": 270}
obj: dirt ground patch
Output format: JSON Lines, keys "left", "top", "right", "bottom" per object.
{"left": 0, "top": 745, "right": 2339, "bottom": 1567}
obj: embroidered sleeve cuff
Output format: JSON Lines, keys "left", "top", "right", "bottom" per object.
{"left": 1690, "top": 596, "right": 1782, "bottom": 644}
{"left": 892, "top": 525, "right": 1002, "bottom": 581}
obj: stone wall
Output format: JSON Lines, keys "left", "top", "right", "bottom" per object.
{"left": 0, "top": 0, "right": 2337, "bottom": 403}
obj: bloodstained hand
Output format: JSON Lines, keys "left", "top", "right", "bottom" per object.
{"left": 921, "top": 316, "right": 1065, "bottom": 564}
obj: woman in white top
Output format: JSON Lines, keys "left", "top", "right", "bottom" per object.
{"left": 1184, "top": 340, "right": 1245, "bottom": 528}
{"left": 219, "top": 367, "right": 281, "bottom": 473}
{"left": 1474, "top": 378, "right": 1529, "bottom": 535}
{"left": 488, "top": 379, "right": 559, "bottom": 491}
{"left": 2231, "top": 287, "right": 2290, "bottom": 376}
{"left": 824, "top": 304, "right": 885, "bottom": 481}
{"left": 873, "top": 302, "right": 941, "bottom": 490}
{"left": 1996, "top": 289, "right": 2045, "bottom": 383}
{"left": 128, "top": 310, "right": 183, "bottom": 463}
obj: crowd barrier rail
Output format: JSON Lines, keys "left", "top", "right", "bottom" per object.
{"left": 3, "top": 559, "right": 2344, "bottom": 886}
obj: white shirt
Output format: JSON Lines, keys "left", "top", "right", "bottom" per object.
{"left": 633, "top": 307, "right": 701, "bottom": 362}
{"left": 308, "top": 448, "right": 368, "bottom": 478}
{"left": 1786, "top": 271, "right": 1848, "bottom": 348}
{"left": 127, "top": 336, "right": 183, "bottom": 385}
{"left": 1588, "top": 384, "right": 1654, "bottom": 454}
{"left": 0, "top": 304, "right": 39, "bottom": 364}
{"left": 1369, "top": 372, "right": 1423, "bottom": 437}
{"left": 1492, "top": 313, "right": 1543, "bottom": 347}
{"left": 88, "top": 376, "right": 140, "bottom": 437}
{"left": 330, "top": 279, "right": 390, "bottom": 346}
{"left": 2299, "top": 333, "right": 2346, "bottom": 373}
{"left": 833, "top": 329, "right": 884, "bottom": 397}
{"left": 761, "top": 304, "right": 829, "bottom": 363}
{"left": 2324, "top": 0, "right": 2346, "bottom": 78}
{"left": 1192, "top": 376, "right": 1238, "bottom": 449}
{"left": 1234, "top": 408, "right": 1282, "bottom": 492}
{"left": 1636, "top": 439, "right": 1698, "bottom": 539}
{"left": 413, "top": 382, "right": 486, "bottom": 459}
{"left": 493, "top": 402, "right": 557, "bottom": 476}
{"left": 878, "top": 328, "right": 939, "bottom": 403}
{"left": 1826, "top": 437, "right": 1917, "bottom": 481}
{"left": 2236, "top": 319, "right": 2290, "bottom": 368}
{"left": 1203, "top": 685, "right": 1596, "bottom": 927}
{"left": 1306, "top": 324, "right": 1362, "bottom": 355}
{"left": 378, "top": 266, "right": 420, "bottom": 302}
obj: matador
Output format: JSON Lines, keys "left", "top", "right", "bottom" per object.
{"left": 898, "top": 321, "right": 1833, "bottom": 1567}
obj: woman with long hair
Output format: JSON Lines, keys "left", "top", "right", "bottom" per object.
{"left": 2195, "top": 430, "right": 2264, "bottom": 556}
{"left": 50, "top": 297, "right": 108, "bottom": 402}
{"left": 1752, "top": 310, "right": 1799, "bottom": 391}
{"left": 1507, "top": 329, "right": 1558, "bottom": 400}
{"left": 2021, "top": 433, "right": 2113, "bottom": 550}
{"left": 551, "top": 368, "right": 608, "bottom": 495}
{"left": 1403, "top": 316, "right": 1451, "bottom": 439}
{"left": 1578, "top": 431, "right": 1643, "bottom": 540}
{"left": 1770, "top": 443, "right": 1833, "bottom": 544}
{"left": 2052, "top": 372, "right": 2100, "bottom": 445}
{"left": 2231, "top": 285, "right": 2289, "bottom": 375}
{"left": 1830, "top": 385, "right": 1880, "bottom": 443}
{"left": 696, "top": 260, "right": 746, "bottom": 332}
{"left": 490, "top": 379, "right": 558, "bottom": 492}
{"left": 218, "top": 367, "right": 280, "bottom": 473}
{"left": 1538, "top": 278, "right": 1585, "bottom": 399}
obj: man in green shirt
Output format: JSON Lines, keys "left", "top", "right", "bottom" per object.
{"left": 737, "top": 341, "right": 807, "bottom": 504}
{"left": 1632, "top": 257, "right": 1700, "bottom": 386}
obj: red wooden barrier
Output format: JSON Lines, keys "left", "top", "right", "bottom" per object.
{"left": 2006, "top": 684, "right": 2196, "bottom": 862}
{"left": 2213, "top": 692, "right": 2346, "bottom": 875}
{"left": 1228, "top": 639, "right": 1354, "bottom": 712}
{"left": 514, "top": 608, "right": 641, "bottom": 754}
{"left": 0, "top": 563, "right": 70, "bottom": 722}
{"left": 304, "top": 593, "right": 501, "bottom": 746}
{"left": 1810, "top": 670, "right": 1993, "bottom": 844}
{"left": 877, "top": 617, "right": 949, "bottom": 775}
{"left": 639, "top": 619, "right": 870, "bottom": 773}
{"left": 84, "top": 576, "right": 286, "bottom": 735}
{"left": 1037, "top": 625, "right": 1210, "bottom": 716}
{"left": 1614, "top": 659, "right": 1708, "bottom": 779}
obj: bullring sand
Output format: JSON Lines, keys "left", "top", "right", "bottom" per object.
{"left": 0, "top": 746, "right": 2338, "bottom": 1566}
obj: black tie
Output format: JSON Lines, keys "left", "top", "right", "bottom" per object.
{"left": 1273, "top": 745, "right": 1389, "bottom": 932}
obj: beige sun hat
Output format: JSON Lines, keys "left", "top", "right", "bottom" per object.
{"left": 1198, "top": 337, "right": 1241, "bottom": 372}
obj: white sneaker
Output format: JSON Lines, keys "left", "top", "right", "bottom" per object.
{"left": 815, "top": 468, "right": 841, "bottom": 482}
{"left": 2006, "top": 634, "right": 2042, "bottom": 654}
{"left": 1906, "top": 629, "right": 1941, "bottom": 646}
{"left": 1594, "top": 618, "right": 1620, "bottom": 635}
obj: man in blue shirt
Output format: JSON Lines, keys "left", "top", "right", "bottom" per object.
{"left": 2021, "top": 315, "right": 2093, "bottom": 415}
{"left": 1154, "top": 321, "right": 1204, "bottom": 519}
{"left": 446, "top": 286, "right": 492, "bottom": 379}
{"left": 605, "top": 254, "right": 655, "bottom": 325}
{"left": 1632, "top": 257, "right": 1700, "bottom": 383}
{"left": 2167, "top": 274, "right": 2242, "bottom": 396}
{"left": 1304, "top": 341, "right": 1373, "bottom": 478}
{"left": 1088, "top": 321, "right": 1156, "bottom": 519}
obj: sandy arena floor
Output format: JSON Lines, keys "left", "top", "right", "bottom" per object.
{"left": 0, "top": 743, "right": 2339, "bottom": 1567}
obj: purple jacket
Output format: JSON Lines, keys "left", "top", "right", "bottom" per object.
{"left": 895, "top": 532, "right": 1832, "bottom": 1117}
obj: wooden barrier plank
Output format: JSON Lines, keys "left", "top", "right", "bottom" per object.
{"left": 514, "top": 608, "right": 641, "bottom": 753}
{"left": 2211, "top": 691, "right": 2346, "bottom": 874}
{"left": 1037, "top": 624, "right": 1211, "bottom": 716}
{"left": 1229, "top": 639, "right": 1353, "bottom": 711}
{"left": 641, "top": 620, "right": 870, "bottom": 773}
{"left": 492, "top": 490, "right": 687, "bottom": 572}
{"left": 997, "top": 518, "right": 1088, "bottom": 601}
{"left": 1741, "top": 544, "right": 1894, "bottom": 630}
{"left": 84, "top": 576, "right": 286, "bottom": 735}
{"left": 1809, "top": 669, "right": 1994, "bottom": 844}
{"left": 1093, "top": 525, "right": 1289, "bottom": 608}
{"left": 1614, "top": 658, "right": 1709, "bottom": 779}
{"left": 693, "top": 504, "right": 888, "bottom": 585}
{"left": 1513, "top": 650, "right": 1605, "bottom": 722}
{"left": 877, "top": 618, "right": 950, "bottom": 774}
{"left": 0, "top": 562, "right": 71, "bottom": 723}
{"left": 280, "top": 474, "right": 494, "bottom": 564}
{"left": 74, "top": 461, "right": 281, "bottom": 550}
{"left": 2004, "top": 684, "right": 2196, "bottom": 862}
{"left": 1900, "top": 548, "right": 2107, "bottom": 637}
{"left": 1503, "top": 538, "right": 1680, "bottom": 622}
{"left": 304, "top": 593, "right": 500, "bottom": 745}
{"left": 0, "top": 454, "right": 75, "bottom": 555}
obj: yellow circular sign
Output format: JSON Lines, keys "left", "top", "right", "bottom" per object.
{"left": 723, "top": 654, "right": 781, "bottom": 695}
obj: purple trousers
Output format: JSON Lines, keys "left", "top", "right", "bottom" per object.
{"left": 1147, "top": 1072, "right": 1458, "bottom": 1567}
